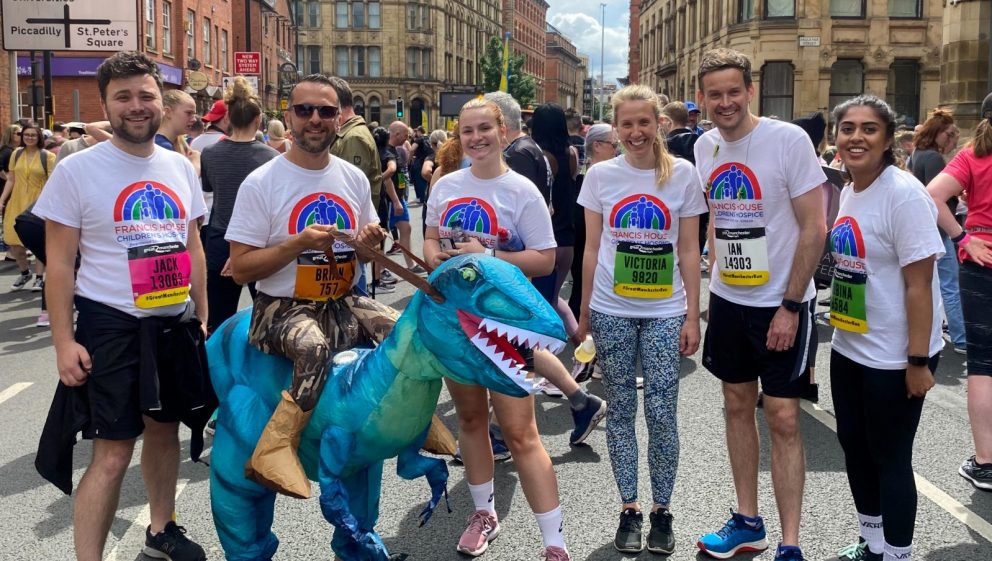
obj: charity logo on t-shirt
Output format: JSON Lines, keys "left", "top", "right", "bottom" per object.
{"left": 608, "top": 194, "right": 675, "bottom": 298}
{"left": 439, "top": 197, "right": 499, "bottom": 248}
{"left": 829, "top": 216, "right": 868, "bottom": 334}
{"left": 113, "top": 181, "right": 192, "bottom": 309}
{"left": 288, "top": 192, "right": 358, "bottom": 301}
{"left": 707, "top": 162, "right": 770, "bottom": 286}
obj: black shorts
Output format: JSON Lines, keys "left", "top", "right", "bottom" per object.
{"left": 76, "top": 312, "right": 185, "bottom": 440}
{"left": 702, "top": 293, "right": 817, "bottom": 398}
{"left": 960, "top": 260, "right": 992, "bottom": 375}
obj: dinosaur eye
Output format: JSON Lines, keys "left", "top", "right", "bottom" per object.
{"left": 459, "top": 267, "right": 477, "bottom": 282}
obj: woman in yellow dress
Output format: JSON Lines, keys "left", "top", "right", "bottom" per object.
{"left": 0, "top": 124, "right": 55, "bottom": 291}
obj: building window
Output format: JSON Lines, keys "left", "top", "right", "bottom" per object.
{"left": 354, "top": 96, "right": 366, "bottom": 121}
{"left": 419, "top": 4, "right": 430, "bottom": 28}
{"left": 352, "top": 47, "right": 366, "bottom": 76}
{"left": 369, "top": 47, "right": 381, "bottom": 77}
{"left": 352, "top": 1, "right": 365, "bottom": 27}
{"left": 162, "top": 2, "right": 172, "bottom": 54}
{"left": 407, "top": 4, "right": 418, "bottom": 30}
{"left": 760, "top": 62, "right": 794, "bottom": 120}
{"left": 309, "top": 2, "right": 320, "bottom": 27}
{"left": 887, "top": 59, "right": 920, "bottom": 125}
{"left": 765, "top": 0, "right": 795, "bottom": 18}
{"left": 737, "top": 0, "right": 755, "bottom": 22}
{"left": 145, "top": 0, "right": 156, "bottom": 51}
{"left": 407, "top": 48, "right": 419, "bottom": 77}
{"left": 422, "top": 49, "right": 431, "bottom": 79}
{"left": 336, "top": 46, "right": 349, "bottom": 76}
{"left": 295, "top": 0, "right": 304, "bottom": 26}
{"left": 203, "top": 18, "right": 212, "bottom": 66}
{"left": 830, "top": 59, "right": 864, "bottom": 111}
{"left": 369, "top": 2, "right": 381, "bottom": 28}
{"left": 830, "top": 0, "right": 865, "bottom": 17}
{"left": 307, "top": 45, "right": 322, "bottom": 75}
{"left": 370, "top": 96, "right": 381, "bottom": 124}
{"left": 220, "top": 30, "right": 228, "bottom": 72}
{"left": 186, "top": 9, "right": 195, "bottom": 59}
{"left": 336, "top": 1, "right": 348, "bottom": 28}
{"left": 889, "top": 0, "right": 921, "bottom": 17}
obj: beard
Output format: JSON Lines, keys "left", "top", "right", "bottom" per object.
{"left": 110, "top": 110, "right": 162, "bottom": 145}
{"left": 290, "top": 121, "right": 336, "bottom": 154}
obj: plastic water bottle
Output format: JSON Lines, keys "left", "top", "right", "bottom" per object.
{"left": 573, "top": 335, "right": 596, "bottom": 364}
{"left": 497, "top": 227, "right": 525, "bottom": 251}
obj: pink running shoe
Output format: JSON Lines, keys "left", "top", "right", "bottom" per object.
{"left": 541, "top": 546, "right": 572, "bottom": 560}
{"left": 456, "top": 510, "right": 501, "bottom": 556}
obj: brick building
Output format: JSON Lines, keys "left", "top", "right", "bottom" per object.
{"left": 502, "top": 0, "right": 549, "bottom": 105}
{"left": 544, "top": 24, "right": 582, "bottom": 110}
{"left": 628, "top": 0, "right": 642, "bottom": 84}
{"left": 0, "top": 51, "right": 11, "bottom": 126}
{"left": 232, "top": 0, "right": 297, "bottom": 112}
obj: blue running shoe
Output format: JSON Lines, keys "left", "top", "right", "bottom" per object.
{"left": 774, "top": 543, "right": 805, "bottom": 561}
{"left": 569, "top": 394, "right": 607, "bottom": 445}
{"left": 453, "top": 431, "right": 512, "bottom": 464}
{"left": 697, "top": 510, "right": 768, "bottom": 559}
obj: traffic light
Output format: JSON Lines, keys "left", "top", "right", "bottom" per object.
{"left": 395, "top": 99, "right": 404, "bottom": 119}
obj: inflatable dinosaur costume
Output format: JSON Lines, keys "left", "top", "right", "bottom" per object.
{"left": 207, "top": 254, "right": 567, "bottom": 561}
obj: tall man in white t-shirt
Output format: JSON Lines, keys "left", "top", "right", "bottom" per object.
{"left": 692, "top": 49, "right": 827, "bottom": 561}
{"left": 34, "top": 51, "right": 209, "bottom": 561}
{"left": 225, "top": 74, "right": 385, "bottom": 499}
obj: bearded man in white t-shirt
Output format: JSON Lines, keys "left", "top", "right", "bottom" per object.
{"left": 225, "top": 74, "right": 385, "bottom": 499}
{"left": 692, "top": 49, "right": 827, "bottom": 561}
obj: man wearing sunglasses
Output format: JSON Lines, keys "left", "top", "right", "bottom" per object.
{"left": 225, "top": 74, "right": 385, "bottom": 498}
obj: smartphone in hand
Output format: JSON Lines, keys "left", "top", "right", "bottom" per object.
{"left": 439, "top": 238, "right": 456, "bottom": 252}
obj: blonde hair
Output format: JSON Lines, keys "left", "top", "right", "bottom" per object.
{"left": 163, "top": 89, "right": 194, "bottom": 110}
{"left": 459, "top": 98, "right": 506, "bottom": 129}
{"left": 969, "top": 119, "right": 992, "bottom": 158}
{"left": 267, "top": 119, "right": 286, "bottom": 140}
{"left": 1, "top": 124, "right": 21, "bottom": 147}
{"left": 611, "top": 84, "right": 674, "bottom": 186}
{"left": 224, "top": 76, "right": 264, "bottom": 130}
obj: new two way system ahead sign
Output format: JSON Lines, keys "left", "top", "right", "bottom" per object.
{"left": 2, "top": 0, "right": 138, "bottom": 51}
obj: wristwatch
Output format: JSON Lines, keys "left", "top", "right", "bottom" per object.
{"left": 780, "top": 298, "right": 802, "bottom": 313}
{"left": 485, "top": 247, "right": 496, "bottom": 258}
{"left": 907, "top": 355, "right": 929, "bottom": 367}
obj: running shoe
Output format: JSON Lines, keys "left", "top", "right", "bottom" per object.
{"left": 204, "top": 419, "right": 217, "bottom": 437}
{"left": 954, "top": 345, "right": 967, "bottom": 355}
{"left": 774, "top": 543, "right": 805, "bottom": 561}
{"left": 697, "top": 510, "right": 768, "bottom": 559}
{"left": 144, "top": 521, "right": 206, "bottom": 561}
{"left": 536, "top": 379, "right": 564, "bottom": 398}
{"left": 452, "top": 432, "right": 512, "bottom": 464}
{"left": 540, "top": 546, "right": 571, "bottom": 560}
{"left": 36, "top": 312, "right": 49, "bottom": 328}
{"left": 648, "top": 509, "right": 676, "bottom": 554}
{"left": 372, "top": 281, "right": 395, "bottom": 294}
{"left": 10, "top": 270, "right": 31, "bottom": 291}
{"left": 386, "top": 245, "right": 403, "bottom": 255}
{"left": 30, "top": 276, "right": 44, "bottom": 291}
{"left": 409, "top": 264, "right": 429, "bottom": 276}
{"left": 456, "top": 510, "right": 500, "bottom": 556}
{"left": 380, "top": 270, "right": 398, "bottom": 284}
{"left": 828, "top": 539, "right": 882, "bottom": 561}
{"left": 613, "top": 508, "right": 643, "bottom": 553}
{"left": 569, "top": 394, "right": 606, "bottom": 445}
{"left": 960, "top": 455, "right": 992, "bottom": 491}
{"left": 571, "top": 356, "right": 596, "bottom": 384}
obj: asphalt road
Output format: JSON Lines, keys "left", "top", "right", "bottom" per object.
{"left": 1, "top": 207, "right": 990, "bottom": 561}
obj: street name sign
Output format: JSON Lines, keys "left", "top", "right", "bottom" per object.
{"left": 222, "top": 75, "right": 260, "bottom": 92}
{"left": 2, "top": 0, "right": 138, "bottom": 51}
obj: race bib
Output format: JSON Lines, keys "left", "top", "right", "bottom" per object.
{"left": 128, "top": 242, "right": 191, "bottom": 308}
{"left": 829, "top": 268, "right": 868, "bottom": 333}
{"left": 613, "top": 241, "right": 674, "bottom": 298}
{"left": 293, "top": 250, "right": 356, "bottom": 301}
{"left": 715, "top": 227, "right": 769, "bottom": 286}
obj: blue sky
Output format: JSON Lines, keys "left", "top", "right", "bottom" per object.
{"left": 547, "top": 0, "right": 630, "bottom": 85}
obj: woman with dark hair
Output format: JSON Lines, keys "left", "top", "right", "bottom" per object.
{"left": 927, "top": 92, "right": 992, "bottom": 494}
{"left": 910, "top": 109, "right": 967, "bottom": 354}
{"left": 828, "top": 95, "right": 944, "bottom": 561}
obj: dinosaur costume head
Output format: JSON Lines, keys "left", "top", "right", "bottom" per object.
{"left": 415, "top": 254, "right": 566, "bottom": 397}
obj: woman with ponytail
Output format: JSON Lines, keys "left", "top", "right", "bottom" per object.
{"left": 576, "top": 84, "right": 705, "bottom": 554}
{"left": 199, "top": 76, "right": 280, "bottom": 333}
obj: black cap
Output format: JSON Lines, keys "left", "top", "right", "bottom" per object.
{"left": 982, "top": 92, "right": 992, "bottom": 122}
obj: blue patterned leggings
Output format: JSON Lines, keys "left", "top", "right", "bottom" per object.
{"left": 590, "top": 310, "right": 684, "bottom": 507}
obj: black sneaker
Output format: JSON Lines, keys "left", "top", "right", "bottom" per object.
{"left": 614, "top": 508, "right": 643, "bottom": 553}
{"left": 828, "top": 538, "right": 883, "bottom": 561}
{"left": 648, "top": 509, "right": 675, "bottom": 554}
{"left": 144, "top": 521, "right": 206, "bottom": 561}
{"left": 960, "top": 455, "right": 992, "bottom": 491}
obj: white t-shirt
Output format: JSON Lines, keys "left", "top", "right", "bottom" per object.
{"left": 578, "top": 156, "right": 708, "bottom": 318}
{"left": 829, "top": 166, "right": 944, "bottom": 370}
{"left": 225, "top": 155, "right": 378, "bottom": 300}
{"left": 33, "top": 141, "right": 206, "bottom": 317}
{"left": 426, "top": 167, "right": 556, "bottom": 251}
{"left": 189, "top": 130, "right": 225, "bottom": 152}
{"left": 694, "top": 118, "right": 827, "bottom": 307}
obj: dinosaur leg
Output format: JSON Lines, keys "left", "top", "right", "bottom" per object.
{"left": 211, "top": 385, "right": 280, "bottom": 561}
{"left": 397, "top": 429, "right": 451, "bottom": 527}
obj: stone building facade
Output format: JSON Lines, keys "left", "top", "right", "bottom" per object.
{"left": 939, "top": 1, "right": 990, "bottom": 131}
{"left": 502, "top": 0, "right": 550, "bottom": 105}
{"left": 545, "top": 24, "right": 582, "bottom": 110}
{"left": 636, "top": 0, "right": 942, "bottom": 125}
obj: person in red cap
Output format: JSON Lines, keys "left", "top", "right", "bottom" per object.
{"left": 190, "top": 99, "right": 230, "bottom": 152}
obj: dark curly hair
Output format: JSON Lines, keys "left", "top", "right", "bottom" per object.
{"left": 96, "top": 51, "right": 163, "bottom": 101}
{"left": 832, "top": 95, "right": 898, "bottom": 169}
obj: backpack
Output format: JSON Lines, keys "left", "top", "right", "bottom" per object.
{"left": 12, "top": 147, "right": 51, "bottom": 178}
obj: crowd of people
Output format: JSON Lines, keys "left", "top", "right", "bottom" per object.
{"left": 2, "top": 47, "right": 991, "bottom": 561}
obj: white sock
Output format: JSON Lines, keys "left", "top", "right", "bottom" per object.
{"left": 883, "top": 542, "right": 912, "bottom": 561}
{"left": 468, "top": 480, "right": 496, "bottom": 516}
{"left": 858, "top": 513, "right": 884, "bottom": 554}
{"left": 534, "top": 506, "right": 566, "bottom": 550}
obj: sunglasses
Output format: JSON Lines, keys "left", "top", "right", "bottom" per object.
{"left": 597, "top": 140, "right": 620, "bottom": 148}
{"left": 292, "top": 103, "right": 340, "bottom": 120}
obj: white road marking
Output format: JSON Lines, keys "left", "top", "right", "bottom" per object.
{"left": 801, "top": 401, "right": 992, "bottom": 543}
{"left": 104, "top": 479, "right": 189, "bottom": 561}
{"left": 0, "top": 382, "right": 32, "bottom": 406}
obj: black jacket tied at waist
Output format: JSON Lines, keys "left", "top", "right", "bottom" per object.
{"left": 35, "top": 296, "right": 217, "bottom": 495}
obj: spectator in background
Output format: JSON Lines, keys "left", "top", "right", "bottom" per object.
{"left": 685, "top": 101, "right": 704, "bottom": 135}
{"left": 0, "top": 124, "right": 21, "bottom": 183}
{"left": 187, "top": 117, "right": 204, "bottom": 140}
{"left": 663, "top": 102, "right": 698, "bottom": 164}
{"left": 265, "top": 119, "right": 292, "bottom": 153}
{"left": 65, "top": 122, "right": 85, "bottom": 140}
{"left": 190, "top": 99, "right": 229, "bottom": 152}
{"left": 566, "top": 111, "right": 587, "bottom": 165}
{"left": 897, "top": 130, "right": 915, "bottom": 168}
{"left": 409, "top": 125, "right": 432, "bottom": 206}
{"left": 698, "top": 119, "right": 714, "bottom": 132}
{"left": 54, "top": 123, "right": 101, "bottom": 165}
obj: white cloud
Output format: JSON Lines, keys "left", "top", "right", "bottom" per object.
{"left": 547, "top": 0, "right": 630, "bottom": 86}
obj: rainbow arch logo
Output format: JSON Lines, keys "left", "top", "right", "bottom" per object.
{"left": 113, "top": 181, "right": 186, "bottom": 222}
{"left": 708, "top": 162, "right": 762, "bottom": 200}
{"left": 609, "top": 194, "right": 671, "bottom": 231}
{"left": 440, "top": 197, "right": 498, "bottom": 236}
{"left": 830, "top": 216, "right": 866, "bottom": 258}
{"left": 288, "top": 193, "right": 356, "bottom": 234}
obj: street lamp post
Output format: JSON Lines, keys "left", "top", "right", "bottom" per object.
{"left": 599, "top": 2, "right": 606, "bottom": 122}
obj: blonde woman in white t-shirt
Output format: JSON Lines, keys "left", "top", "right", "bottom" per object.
{"left": 576, "top": 84, "right": 705, "bottom": 555}
{"left": 423, "top": 98, "right": 572, "bottom": 561}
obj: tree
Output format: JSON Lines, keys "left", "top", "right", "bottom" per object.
{"left": 479, "top": 36, "right": 538, "bottom": 108}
